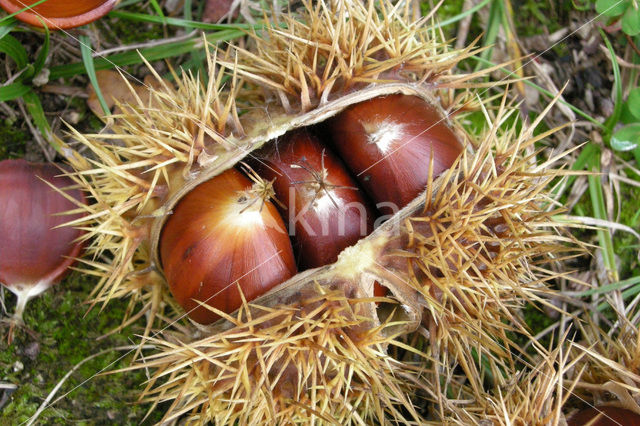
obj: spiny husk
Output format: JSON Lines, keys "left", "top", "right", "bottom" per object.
{"left": 125, "top": 95, "right": 582, "bottom": 424}
{"left": 219, "top": 0, "right": 490, "bottom": 114}
{"left": 434, "top": 331, "right": 582, "bottom": 425}
{"left": 60, "top": 0, "right": 582, "bottom": 422}
{"left": 129, "top": 288, "right": 427, "bottom": 425}
{"left": 60, "top": 60, "right": 237, "bottom": 325}
{"left": 565, "top": 302, "right": 640, "bottom": 415}
{"left": 61, "top": 0, "right": 481, "bottom": 322}
{"left": 367, "top": 93, "right": 584, "bottom": 397}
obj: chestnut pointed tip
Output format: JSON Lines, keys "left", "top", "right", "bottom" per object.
{"left": 0, "top": 0, "right": 118, "bottom": 29}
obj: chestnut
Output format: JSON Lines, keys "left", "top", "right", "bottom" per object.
{"left": 326, "top": 94, "right": 463, "bottom": 214}
{"left": 0, "top": 0, "right": 117, "bottom": 29}
{"left": 0, "top": 159, "right": 85, "bottom": 341}
{"left": 253, "top": 129, "right": 376, "bottom": 270}
{"left": 567, "top": 405, "right": 640, "bottom": 426}
{"left": 159, "top": 168, "right": 297, "bottom": 324}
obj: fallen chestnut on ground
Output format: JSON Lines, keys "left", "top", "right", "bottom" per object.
{"left": 0, "top": 159, "right": 85, "bottom": 342}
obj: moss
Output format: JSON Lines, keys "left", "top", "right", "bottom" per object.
{"left": 422, "top": 0, "right": 484, "bottom": 41}
{"left": 512, "top": 1, "right": 567, "bottom": 36}
{"left": 0, "top": 118, "right": 27, "bottom": 160}
{"left": 523, "top": 303, "right": 556, "bottom": 344}
{"left": 504, "top": 302, "right": 557, "bottom": 361}
{"left": 100, "top": 4, "right": 166, "bottom": 47}
{"left": 0, "top": 272, "right": 165, "bottom": 424}
{"left": 423, "top": 0, "right": 466, "bottom": 21}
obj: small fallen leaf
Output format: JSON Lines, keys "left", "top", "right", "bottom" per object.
{"left": 86, "top": 70, "right": 166, "bottom": 118}
{"left": 203, "top": 0, "right": 238, "bottom": 23}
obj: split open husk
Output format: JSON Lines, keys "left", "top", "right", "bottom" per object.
{"left": 60, "top": 1, "right": 582, "bottom": 423}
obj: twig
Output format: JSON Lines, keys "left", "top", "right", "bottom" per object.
{"left": 454, "top": 0, "right": 474, "bottom": 50}
{"left": 0, "top": 287, "right": 7, "bottom": 316}
{"left": 600, "top": 43, "right": 640, "bottom": 69}
{"left": 0, "top": 101, "right": 18, "bottom": 121}
{"left": 39, "top": 85, "right": 88, "bottom": 98}
{"left": 25, "top": 345, "right": 154, "bottom": 426}
{"left": 626, "top": 33, "right": 640, "bottom": 58}
{"left": 0, "top": 382, "right": 18, "bottom": 390}
{"left": 1, "top": 68, "right": 26, "bottom": 87}
{"left": 560, "top": 215, "right": 640, "bottom": 242}
{"left": 92, "top": 30, "right": 197, "bottom": 57}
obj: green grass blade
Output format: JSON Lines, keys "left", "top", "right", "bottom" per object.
{"left": 107, "top": 10, "right": 255, "bottom": 30}
{"left": 148, "top": 0, "right": 166, "bottom": 19}
{"left": 597, "top": 278, "right": 640, "bottom": 311}
{"left": 633, "top": 204, "right": 640, "bottom": 226}
{"left": 116, "top": 0, "right": 146, "bottom": 7}
{"left": 0, "top": 0, "right": 47, "bottom": 23}
{"left": 551, "top": 142, "right": 599, "bottom": 201}
{"left": 79, "top": 34, "right": 110, "bottom": 116}
{"left": 436, "top": 0, "right": 492, "bottom": 28}
{"left": 580, "top": 276, "right": 640, "bottom": 297}
{"left": 0, "top": 33, "right": 28, "bottom": 69}
{"left": 183, "top": 0, "right": 192, "bottom": 21}
{"left": 0, "top": 82, "right": 30, "bottom": 101}
{"left": 33, "top": 23, "right": 50, "bottom": 77}
{"left": 0, "top": 19, "right": 16, "bottom": 40}
{"left": 22, "top": 89, "right": 54, "bottom": 147}
{"left": 588, "top": 154, "right": 618, "bottom": 281}
{"left": 601, "top": 29, "right": 623, "bottom": 136}
{"left": 474, "top": 0, "right": 502, "bottom": 72}
{"left": 178, "top": 48, "right": 207, "bottom": 78}
{"left": 49, "top": 29, "right": 245, "bottom": 79}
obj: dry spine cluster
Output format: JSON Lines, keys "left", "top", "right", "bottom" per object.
{"left": 59, "top": 0, "right": 583, "bottom": 423}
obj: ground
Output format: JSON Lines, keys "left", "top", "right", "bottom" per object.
{"left": 1, "top": 0, "right": 639, "bottom": 423}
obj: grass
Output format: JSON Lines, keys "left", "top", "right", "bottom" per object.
{"left": 0, "top": 117, "right": 27, "bottom": 158}
{"left": 1, "top": 0, "right": 639, "bottom": 423}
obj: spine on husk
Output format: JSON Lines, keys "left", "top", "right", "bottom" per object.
{"left": 60, "top": 0, "right": 580, "bottom": 423}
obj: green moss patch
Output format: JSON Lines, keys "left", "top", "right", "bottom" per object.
{"left": 0, "top": 272, "right": 165, "bottom": 424}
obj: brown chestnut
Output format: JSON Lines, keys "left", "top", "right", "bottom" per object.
{"left": 326, "top": 94, "right": 463, "bottom": 215}
{"left": 0, "top": 159, "right": 85, "bottom": 340}
{"left": 159, "top": 168, "right": 297, "bottom": 324}
{"left": 0, "top": 0, "right": 117, "bottom": 29}
{"left": 253, "top": 129, "right": 376, "bottom": 270}
{"left": 567, "top": 406, "right": 640, "bottom": 426}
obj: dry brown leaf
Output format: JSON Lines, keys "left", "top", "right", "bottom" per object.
{"left": 86, "top": 70, "right": 166, "bottom": 118}
{"left": 203, "top": 0, "right": 238, "bottom": 23}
